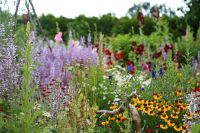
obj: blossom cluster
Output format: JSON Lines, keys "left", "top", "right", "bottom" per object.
{"left": 32, "top": 32, "right": 98, "bottom": 87}
{"left": 0, "top": 18, "right": 20, "bottom": 96}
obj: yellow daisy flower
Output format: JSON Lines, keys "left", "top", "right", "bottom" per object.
{"left": 167, "top": 120, "right": 175, "bottom": 127}
{"left": 160, "top": 114, "right": 168, "bottom": 120}
{"left": 153, "top": 93, "right": 162, "bottom": 100}
{"left": 174, "top": 125, "right": 183, "bottom": 132}
{"left": 175, "top": 90, "right": 183, "bottom": 97}
{"left": 101, "top": 120, "right": 109, "bottom": 125}
{"left": 148, "top": 110, "right": 155, "bottom": 116}
{"left": 108, "top": 116, "right": 115, "bottom": 121}
{"left": 172, "top": 109, "right": 180, "bottom": 114}
{"left": 170, "top": 113, "right": 179, "bottom": 119}
{"left": 164, "top": 105, "right": 172, "bottom": 111}
{"left": 110, "top": 104, "right": 118, "bottom": 110}
{"left": 160, "top": 124, "right": 168, "bottom": 129}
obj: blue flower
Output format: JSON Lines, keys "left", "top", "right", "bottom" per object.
{"left": 140, "top": 87, "right": 145, "bottom": 91}
{"left": 127, "top": 65, "right": 132, "bottom": 72}
{"left": 159, "top": 68, "right": 164, "bottom": 77}
{"left": 152, "top": 70, "right": 156, "bottom": 78}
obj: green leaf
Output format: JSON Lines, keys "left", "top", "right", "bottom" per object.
{"left": 192, "top": 124, "right": 200, "bottom": 133}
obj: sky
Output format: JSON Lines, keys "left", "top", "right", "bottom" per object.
{"left": 6, "top": 0, "right": 187, "bottom": 18}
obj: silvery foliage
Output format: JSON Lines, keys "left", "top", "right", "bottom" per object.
{"left": 0, "top": 17, "right": 20, "bottom": 95}
{"left": 184, "top": 91, "right": 200, "bottom": 130}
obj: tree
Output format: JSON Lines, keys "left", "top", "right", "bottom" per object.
{"left": 184, "top": 0, "right": 200, "bottom": 40}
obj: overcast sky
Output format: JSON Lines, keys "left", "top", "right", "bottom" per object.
{"left": 8, "top": 0, "right": 187, "bottom": 18}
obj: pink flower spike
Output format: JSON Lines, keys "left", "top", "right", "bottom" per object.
{"left": 54, "top": 32, "right": 63, "bottom": 42}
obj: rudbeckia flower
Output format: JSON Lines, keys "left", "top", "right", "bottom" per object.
{"left": 108, "top": 116, "right": 115, "bottom": 121}
{"left": 101, "top": 120, "right": 109, "bottom": 125}
{"left": 157, "top": 107, "right": 165, "bottom": 112}
{"left": 110, "top": 104, "right": 118, "bottom": 110}
{"left": 160, "top": 124, "right": 168, "bottom": 129}
{"left": 164, "top": 105, "right": 172, "bottom": 111}
{"left": 180, "top": 104, "right": 188, "bottom": 110}
{"left": 152, "top": 103, "right": 158, "bottom": 110}
{"left": 184, "top": 112, "right": 192, "bottom": 119}
{"left": 135, "top": 105, "right": 144, "bottom": 111}
{"left": 170, "top": 113, "right": 179, "bottom": 119}
{"left": 174, "top": 125, "right": 182, "bottom": 132}
{"left": 132, "top": 102, "right": 137, "bottom": 107}
{"left": 143, "top": 107, "right": 151, "bottom": 114}
{"left": 138, "top": 99, "right": 145, "bottom": 104}
{"left": 148, "top": 110, "right": 155, "bottom": 116}
{"left": 172, "top": 109, "right": 180, "bottom": 114}
{"left": 115, "top": 118, "right": 122, "bottom": 123}
{"left": 117, "top": 113, "right": 123, "bottom": 118}
{"left": 132, "top": 96, "right": 139, "bottom": 103}
{"left": 153, "top": 93, "right": 162, "bottom": 100}
{"left": 160, "top": 114, "right": 168, "bottom": 120}
{"left": 175, "top": 90, "right": 183, "bottom": 97}
{"left": 174, "top": 99, "right": 182, "bottom": 104}
{"left": 167, "top": 120, "right": 175, "bottom": 127}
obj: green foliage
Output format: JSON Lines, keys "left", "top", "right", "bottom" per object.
{"left": 185, "top": 0, "right": 200, "bottom": 39}
{"left": 177, "top": 26, "right": 200, "bottom": 64}
{"left": 192, "top": 124, "right": 200, "bottom": 133}
{"left": 111, "top": 34, "right": 132, "bottom": 61}
{"left": 57, "top": 91, "right": 97, "bottom": 133}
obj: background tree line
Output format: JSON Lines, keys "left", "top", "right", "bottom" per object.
{"left": 14, "top": 1, "right": 199, "bottom": 42}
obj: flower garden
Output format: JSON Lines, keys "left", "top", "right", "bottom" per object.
{"left": 0, "top": 0, "right": 200, "bottom": 133}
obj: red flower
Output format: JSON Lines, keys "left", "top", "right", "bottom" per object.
{"left": 106, "top": 125, "right": 111, "bottom": 128}
{"left": 93, "top": 44, "right": 99, "bottom": 49}
{"left": 193, "top": 88, "right": 200, "bottom": 92}
{"left": 114, "top": 51, "right": 123, "bottom": 60}
{"left": 127, "top": 60, "right": 134, "bottom": 66}
{"left": 41, "top": 92, "right": 46, "bottom": 97}
{"left": 98, "top": 124, "right": 102, "bottom": 127}
{"left": 49, "top": 82, "right": 54, "bottom": 86}
{"left": 61, "top": 86, "right": 66, "bottom": 90}
{"left": 175, "top": 51, "right": 181, "bottom": 58}
{"left": 104, "top": 48, "right": 112, "bottom": 57}
{"left": 146, "top": 129, "right": 153, "bottom": 133}
{"left": 107, "top": 60, "right": 112, "bottom": 66}
{"left": 46, "top": 91, "right": 51, "bottom": 94}
{"left": 0, "top": 106, "right": 3, "bottom": 112}
{"left": 135, "top": 44, "right": 145, "bottom": 55}
{"left": 41, "top": 87, "right": 46, "bottom": 92}
{"left": 155, "top": 125, "right": 160, "bottom": 128}
{"left": 127, "top": 61, "right": 135, "bottom": 75}
{"left": 153, "top": 51, "right": 162, "bottom": 59}
{"left": 164, "top": 44, "right": 173, "bottom": 53}
{"left": 137, "top": 12, "right": 144, "bottom": 24}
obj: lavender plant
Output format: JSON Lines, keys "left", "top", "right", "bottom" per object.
{"left": 32, "top": 32, "right": 98, "bottom": 87}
